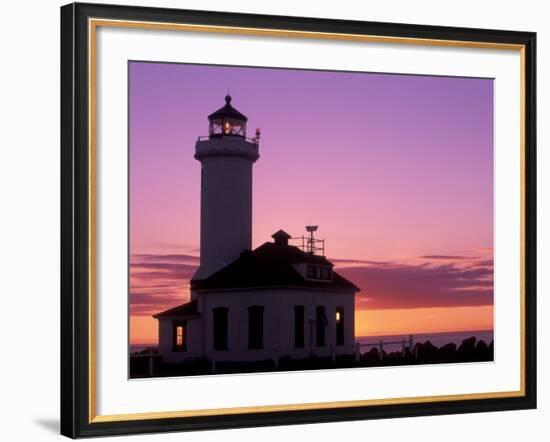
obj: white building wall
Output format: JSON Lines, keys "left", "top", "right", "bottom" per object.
{"left": 193, "top": 137, "right": 259, "bottom": 280}
{"left": 158, "top": 319, "right": 172, "bottom": 355}
{"left": 160, "top": 288, "right": 355, "bottom": 363}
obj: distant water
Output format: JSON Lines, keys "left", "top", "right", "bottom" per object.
{"left": 130, "top": 344, "right": 158, "bottom": 354}
{"left": 357, "top": 330, "right": 493, "bottom": 353}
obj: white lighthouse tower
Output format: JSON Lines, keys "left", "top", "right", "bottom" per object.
{"left": 192, "top": 95, "right": 260, "bottom": 280}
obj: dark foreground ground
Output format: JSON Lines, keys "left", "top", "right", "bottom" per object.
{"left": 130, "top": 336, "right": 494, "bottom": 378}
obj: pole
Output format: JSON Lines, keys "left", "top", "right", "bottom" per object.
{"left": 148, "top": 348, "right": 154, "bottom": 376}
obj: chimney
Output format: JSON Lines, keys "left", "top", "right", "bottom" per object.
{"left": 272, "top": 230, "right": 291, "bottom": 246}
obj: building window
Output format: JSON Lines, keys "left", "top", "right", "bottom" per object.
{"left": 320, "top": 267, "right": 332, "bottom": 280}
{"left": 172, "top": 320, "right": 187, "bottom": 352}
{"left": 248, "top": 305, "right": 264, "bottom": 350}
{"left": 213, "top": 307, "right": 228, "bottom": 351}
{"left": 294, "top": 305, "right": 305, "bottom": 348}
{"left": 336, "top": 307, "right": 345, "bottom": 346}
{"left": 316, "top": 306, "right": 327, "bottom": 347}
{"left": 307, "top": 265, "right": 332, "bottom": 280}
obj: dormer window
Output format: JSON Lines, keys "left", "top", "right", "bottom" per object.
{"left": 320, "top": 267, "right": 332, "bottom": 279}
{"left": 306, "top": 265, "right": 332, "bottom": 281}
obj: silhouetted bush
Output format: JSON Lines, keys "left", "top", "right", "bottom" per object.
{"left": 474, "top": 340, "right": 493, "bottom": 361}
{"left": 414, "top": 340, "right": 438, "bottom": 363}
{"left": 357, "top": 337, "right": 493, "bottom": 368}
{"left": 457, "top": 336, "right": 477, "bottom": 361}
{"left": 130, "top": 336, "right": 495, "bottom": 378}
{"left": 438, "top": 342, "right": 457, "bottom": 361}
{"left": 361, "top": 347, "right": 380, "bottom": 364}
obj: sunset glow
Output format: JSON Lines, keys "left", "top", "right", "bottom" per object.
{"left": 129, "top": 62, "right": 493, "bottom": 345}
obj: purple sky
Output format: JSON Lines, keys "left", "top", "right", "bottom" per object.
{"left": 129, "top": 61, "right": 494, "bottom": 342}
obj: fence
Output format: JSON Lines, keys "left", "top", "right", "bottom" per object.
{"left": 132, "top": 336, "right": 417, "bottom": 376}
{"left": 355, "top": 334, "right": 415, "bottom": 361}
{"left": 130, "top": 347, "right": 158, "bottom": 376}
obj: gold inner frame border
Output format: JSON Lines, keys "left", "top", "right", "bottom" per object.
{"left": 87, "top": 17, "right": 527, "bottom": 424}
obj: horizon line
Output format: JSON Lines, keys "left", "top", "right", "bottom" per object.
{"left": 130, "top": 328, "right": 494, "bottom": 346}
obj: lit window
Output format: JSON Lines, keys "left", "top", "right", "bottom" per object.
{"left": 176, "top": 326, "right": 183, "bottom": 346}
{"left": 336, "top": 307, "right": 345, "bottom": 346}
{"left": 173, "top": 321, "right": 187, "bottom": 352}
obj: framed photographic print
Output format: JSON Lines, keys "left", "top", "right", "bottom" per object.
{"left": 60, "top": 2, "right": 537, "bottom": 438}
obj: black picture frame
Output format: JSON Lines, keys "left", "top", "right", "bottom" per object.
{"left": 60, "top": 2, "right": 537, "bottom": 438}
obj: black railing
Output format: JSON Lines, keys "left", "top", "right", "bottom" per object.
{"left": 196, "top": 135, "right": 259, "bottom": 145}
{"left": 290, "top": 236, "right": 325, "bottom": 256}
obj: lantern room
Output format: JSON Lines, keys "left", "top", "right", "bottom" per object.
{"left": 208, "top": 94, "right": 248, "bottom": 137}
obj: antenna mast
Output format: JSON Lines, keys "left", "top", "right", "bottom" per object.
{"left": 305, "top": 225, "right": 318, "bottom": 254}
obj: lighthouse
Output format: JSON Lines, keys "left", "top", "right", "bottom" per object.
{"left": 154, "top": 95, "right": 358, "bottom": 369}
{"left": 192, "top": 95, "right": 260, "bottom": 280}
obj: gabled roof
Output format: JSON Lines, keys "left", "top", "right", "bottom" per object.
{"left": 208, "top": 95, "right": 248, "bottom": 122}
{"left": 191, "top": 241, "right": 359, "bottom": 292}
{"left": 153, "top": 299, "right": 200, "bottom": 319}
